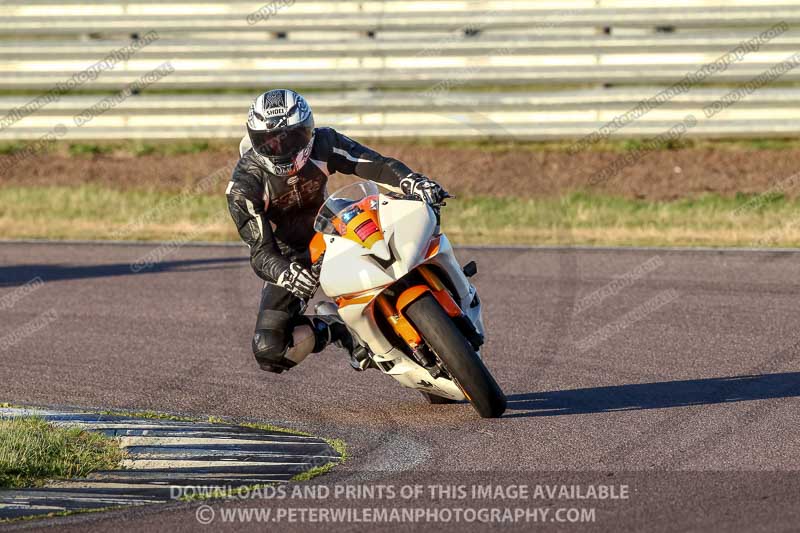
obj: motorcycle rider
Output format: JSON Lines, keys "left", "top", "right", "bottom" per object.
{"left": 226, "top": 89, "right": 448, "bottom": 374}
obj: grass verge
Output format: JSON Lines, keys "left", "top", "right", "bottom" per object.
{"left": 1, "top": 185, "right": 800, "bottom": 247}
{"left": 0, "top": 417, "right": 125, "bottom": 489}
{"left": 0, "top": 408, "right": 346, "bottom": 512}
{"left": 4, "top": 137, "right": 800, "bottom": 159}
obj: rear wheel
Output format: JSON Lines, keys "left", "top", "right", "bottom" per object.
{"left": 405, "top": 293, "right": 506, "bottom": 418}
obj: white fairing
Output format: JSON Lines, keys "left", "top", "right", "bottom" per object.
{"left": 317, "top": 191, "right": 486, "bottom": 401}
{"left": 380, "top": 198, "right": 438, "bottom": 279}
{"left": 319, "top": 196, "right": 437, "bottom": 297}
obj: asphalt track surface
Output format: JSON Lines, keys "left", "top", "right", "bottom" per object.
{"left": 2, "top": 241, "right": 800, "bottom": 532}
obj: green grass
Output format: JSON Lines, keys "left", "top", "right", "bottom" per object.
{"left": 1, "top": 184, "right": 800, "bottom": 247}
{"left": 374, "top": 136, "right": 800, "bottom": 153}
{"left": 3, "top": 136, "right": 800, "bottom": 160}
{"left": 97, "top": 409, "right": 196, "bottom": 422}
{"left": 291, "top": 438, "right": 348, "bottom": 482}
{"left": 446, "top": 193, "right": 800, "bottom": 246}
{"left": 0, "top": 139, "right": 236, "bottom": 158}
{"left": 67, "top": 143, "right": 116, "bottom": 157}
{"left": 0, "top": 417, "right": 126, "bottom": 489}
{"left": 0, "top": 184, "right": 231, "bottom": 241}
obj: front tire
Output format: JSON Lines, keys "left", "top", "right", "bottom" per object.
{"left": 405, "top": 293, "right": 506, "bottom": 418}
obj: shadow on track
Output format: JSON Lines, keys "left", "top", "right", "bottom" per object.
{"left": 0, "top": 257, "right": 247, "bottom": 287}
{"left": 504, "top": 372, "right": 800, "bottom": 418}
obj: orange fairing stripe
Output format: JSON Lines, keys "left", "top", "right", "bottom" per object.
{"left": 335, "top": 287, "right": 382, "bottom": 308}
{"left": 425, "top": 235, "right": 441, "bottom": 259}
{"left": 336, "top": 294, "right": 375, "bottom": 308}
{"left": 309, "top": 232, "right": 326, "bottom": 264}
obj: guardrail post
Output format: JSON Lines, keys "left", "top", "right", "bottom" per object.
{"left": 594, "top": 0, "right": 611, "bottom": 89}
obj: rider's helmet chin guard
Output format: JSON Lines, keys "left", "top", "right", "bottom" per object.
{"left": 247, "top": 89, "right": 315, "bottom": 177}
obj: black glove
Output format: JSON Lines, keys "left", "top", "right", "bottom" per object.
{"left": 400, "top": 173, "right": 448, "bottom": 205}
{"left": 276, "top": 262, "right": 318, "bottom": 300}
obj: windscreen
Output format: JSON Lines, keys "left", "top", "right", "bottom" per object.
{"left": 314, "top": 181, "right": 383, "bottom": 249}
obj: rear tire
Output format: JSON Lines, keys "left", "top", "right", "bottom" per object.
{"left": 405, "top": 293, "right": 506, "bottom": 418}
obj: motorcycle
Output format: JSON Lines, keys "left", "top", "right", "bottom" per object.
{"left": 309, "top": 180, "right": 506, "bottom": 418}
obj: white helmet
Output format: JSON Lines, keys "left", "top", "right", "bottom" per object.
{"left": 246, "top": 89, "right": 315, "bottom": 177}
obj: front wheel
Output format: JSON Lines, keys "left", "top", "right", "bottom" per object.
{"left": 405, "top": 293, "right": 506, "bottom": 418}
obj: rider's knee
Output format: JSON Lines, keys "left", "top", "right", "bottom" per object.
{"left": 252, "top": 329, "right": 291, "bottom": 372}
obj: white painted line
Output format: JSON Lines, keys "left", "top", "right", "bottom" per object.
{"left": 91, "top": 472, "right": 292, "bottom": 480}
{"left": 48, "top": 480, "right": 286, "bottom": 491}
{"left": 118, "top": 436, "right": 324, "bottom": 447}
{"left": 0, "top": 504, "right": 65, "bottom": 511}
{"left": 54, "top": 422, "right": 234, "bottom": 430}
{"left": 1, "top": 494, "right": 158, "bottom": 505}
{"left": 63, "top": 422, "right": 319, "bottom": 438}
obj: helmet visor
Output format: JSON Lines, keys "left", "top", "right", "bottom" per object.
{"left": 249, "top": 123, "right": 312, "bottom": 160}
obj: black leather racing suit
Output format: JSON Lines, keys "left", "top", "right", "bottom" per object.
{"left": 226, "top": 127, "right": 416, "bottom": 370}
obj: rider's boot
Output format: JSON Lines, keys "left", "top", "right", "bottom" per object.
{"left": 312, "top": 302, "right": 372, "bottom": 371}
